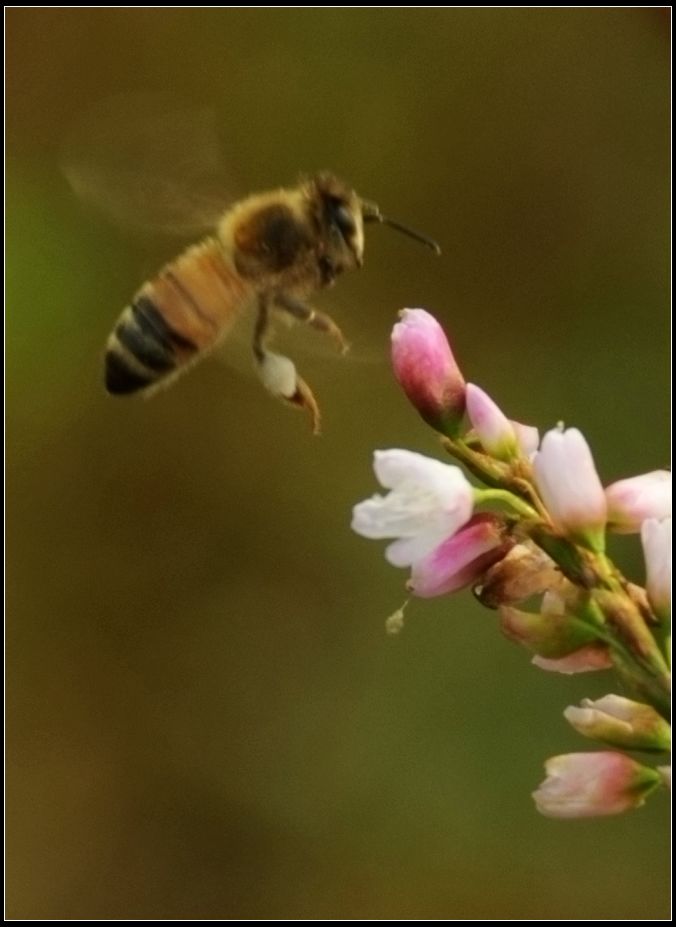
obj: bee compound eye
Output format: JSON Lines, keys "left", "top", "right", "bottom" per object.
{"left": 334, "top": 204, "right": 356, "bottom": 236}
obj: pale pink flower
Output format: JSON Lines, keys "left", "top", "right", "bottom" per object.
{"left": 351, "top": 450, "right": 473, "bottom": 567}
{"left": 465, "top": 384, "right": 518, "bottom": 461}
{"left": 564, "top": 695, "right": 671, "bottom": 751}
{"left": 641, "top": 517, "right": 671, "bottom": 619}
{"left": 391, "top": 309, "right": 466, "bottom": 433}
{"left": 408, "top": 513, "right": 510, "bottom": 598}
{"left": 533, "top": 752, "right": 661, "bottom": 818}
{"left": 532, "top": 644, "right": 612, "bottom": 674}
{"left": 605, "top": 470, "right": 671, "bottom": 534}
{"left": 533, "top": 427, "right": 607, "bottom": 550}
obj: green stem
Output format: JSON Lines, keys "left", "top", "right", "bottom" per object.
{"left": 440, "top": 437, "right": 511, "bottom": 489}
{"left": 473, "top": 488, "right": 539, "bottom": 520}
{"left": 567, "top": 609, "right": 670, "bottom": 718}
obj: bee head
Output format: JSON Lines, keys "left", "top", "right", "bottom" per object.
{"left": 309, "top": 172, "right": 365, "bottom": 275}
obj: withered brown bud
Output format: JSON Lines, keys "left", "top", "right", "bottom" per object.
{"left": 474, "top": 542, "right": 564, "bottom": 609}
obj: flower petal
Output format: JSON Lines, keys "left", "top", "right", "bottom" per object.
{"left": 409, "top": 514, "right": 508, "bottom": 597}
{"left": 533, "top": 427, "right": 607, "bottom": 550}
{"left": 641, "top": 517, "right": 671, "bottom": 618}
{"left": 391, "top": 308, "right": 466, "bottom": 433}
{"left": 533, "top": 752, "right": 661, "bottom": 818}
{"left": 465, "top": 383, "right": 517, "bottom": 460}
{"left": 532, "top": 643, "right": 612, "bottom": 674}
{"left": 352, "top": 449, "right": 475, "bottom": 566}
{"left": 606, "top": 470, "right": 671, "bottom": 534}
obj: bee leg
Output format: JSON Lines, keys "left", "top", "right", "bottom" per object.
{"left": 252, "top": 296, "right": 271, "bottom": 363}
{"left": 274, "top": 293, "right": 351, "bottom": 356}
{"left": 253, "top": 297, "right": 322, "bottom": 434}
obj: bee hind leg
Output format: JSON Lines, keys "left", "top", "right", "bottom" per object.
{"left": 253, "top": 296, "right": 322, "bottom": 434}
{"left": 274, "top": 293, "right": 351, "bottom": 356}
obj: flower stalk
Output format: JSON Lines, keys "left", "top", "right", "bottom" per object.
{"left": 351, "top": 308, "right": 671, "bottom": 820}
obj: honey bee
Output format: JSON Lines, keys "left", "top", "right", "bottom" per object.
{"left": 62, "top": 95, "right": 440, "bottom": 432}
{"left": 104, "top": 172, "right": 440, "bottom": 432}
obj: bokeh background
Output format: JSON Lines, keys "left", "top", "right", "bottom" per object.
{"left": 6, "top": 8, "right": 670, "bottom": 919}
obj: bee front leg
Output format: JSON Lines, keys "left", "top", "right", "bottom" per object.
{"left": 253, "top": 296, "right": 321, "bottom": 435}
{"left": 274, "top": 293, "right": 351, "bottom": 356}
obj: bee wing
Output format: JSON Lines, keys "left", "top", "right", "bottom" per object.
{"left": 61, "top": 92, "right": 237, "bottom": 237}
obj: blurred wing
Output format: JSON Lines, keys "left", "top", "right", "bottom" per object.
{"left": 60, "top": 92, "right": 237, "bottom": 236}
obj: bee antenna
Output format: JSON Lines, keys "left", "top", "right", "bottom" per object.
{"left": 361, "top": 200, "right": 441, "bottom": 255}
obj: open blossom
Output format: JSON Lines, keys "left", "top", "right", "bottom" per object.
{"left": 532, "top": 752, "right": 661, "bottom": 818}
{"left": 606, "top": 470, "right": 671, "bottom": 534}
{"left": 564, "top": 695, "right": 671, "bottom": 751}
{"left": 533, "top": 427, "right": 607, "bottom": 551}
{"left": 641, "top": 517, "right": 671, "bottom": 619}
{"left": 351, "top": 449, "right": 473, "bottom": 567}
{"left": 391, "top": 309, "right": 466, "bottom": 434}
{"left": 465, "top": 384, "right": 518, "bottom": 461}
{"left": 408, "top": 513, "right": 510, "bottom": 598}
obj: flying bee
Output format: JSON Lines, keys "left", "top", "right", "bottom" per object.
{"left": 62, "top": 96, "right": 441, "bottom": 432}
{"left": 104, "top": 173, "right": 440, "bottom": 431}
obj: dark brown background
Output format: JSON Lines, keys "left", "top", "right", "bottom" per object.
{"left": 6, "top": 8, "right": 670, "bottom": 919}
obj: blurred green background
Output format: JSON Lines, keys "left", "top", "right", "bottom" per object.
{"left": 6, "top": 8, "right": 670, "bottom": 919}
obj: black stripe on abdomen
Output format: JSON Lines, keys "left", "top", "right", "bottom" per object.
{"left": 104, "top": 295, "right": 199, "bottom": 396}
{"left": 104, "top": 349, "right": 156, "bottom": 395}
{"left": 131, "top": 296, "right": 198, "bottom": 353}
{"left": 115, "top": 317, "right": 176, "bottom": 373}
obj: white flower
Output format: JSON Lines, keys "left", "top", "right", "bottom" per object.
{"left": 351, "top": 449, "right": 473, "bottom": 567}
{"left": 533, "top": 427, "right": 607, "bottom": 550}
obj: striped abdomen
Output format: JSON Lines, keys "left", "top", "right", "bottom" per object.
{"left": 105, "top": 239, "right": 253, "bottom": 395}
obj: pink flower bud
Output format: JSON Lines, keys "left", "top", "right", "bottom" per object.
{"left": 465, "top": 384, "right": 518, "bottom": 461}
{"left": 532, "top": 752, "right": 661, "bottom": 818}
{"left": 605, "top": 470, "right": 671, "bottom": 534}
{"left": 641, "top": 517, "right": 671, "bottom": 619}
{"left": 408, "top": 513, "right": 510, "bottom": 598}
{"left": 351, "top": 449, "right": 474, "bottom": 567}
{"left": 391, "top": 309, "right": 466, "bottom": 434}
{"left": 533, "top": 427, "right": 607, "bottom": 551}
{"left": 532, "top": 644, "right": 612, "bottom": 674}
{"left": 564, "top": 695, "right": 671, "bottom": 752}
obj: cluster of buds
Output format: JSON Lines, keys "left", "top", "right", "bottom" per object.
{"left": 352, "top": 308, "right": 671, "bottom": 819}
